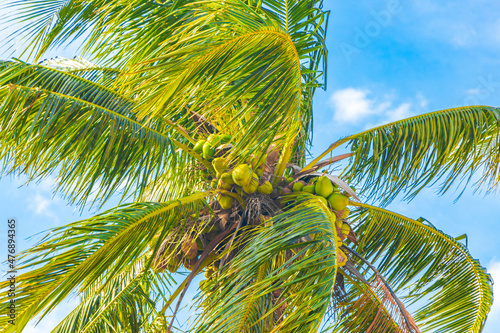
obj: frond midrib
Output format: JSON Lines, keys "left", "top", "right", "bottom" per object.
{"left": 352, "top": 201, "right": 487, "bottom": 331}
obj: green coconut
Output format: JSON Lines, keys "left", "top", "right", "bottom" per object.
{"left": 341, "top": 223, "right": 351, "bottom": 236}
{"left": 340, "top": 207, "right": 350, "bottom": 219}
{"left": 212, "top": 158, "right": 226, "bottom": 174}
{"left": 318, "top": 196, "right": 328, "bottom": 207}
{"left": 243, "top": 172, "right": 259, "bottom": 194}
{"left": 166, "top": 256, "right": 181, "bottom": 273}
{"left": 315, "top": 176, "right": 334, "bottom": 198}
{"left": 327, "top": 193, "right": 349, "bottom": 211}
{"left": 220, "top": 134, "right": 232, "bottom": 143}
{"left": 292, "top": 181, "right": 304, "bottom": 192}
{"left": 193, "top": 140, "right": 206, "bottom": 153}
{"left": 232, "top": 164, "right": 253, "bottom": 186}
{"left": 202, "top": 142, "right": 215, "bottom": 159}
{"left": 218, "top": 179, "right": 232, "bottom": 190}
{"left": 218, "top": 194, "right": 233, "bottom": 210}
{"left": 221, "top": 172, "right": 235, "bottom": 185}
{"left": 303, "top": 184, "right": 315, "bottom": 194}
{"left": 257, "top": 180, "right": 273, "bottom": 194}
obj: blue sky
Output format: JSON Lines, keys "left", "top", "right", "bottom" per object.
{"left": 0, "top": 0, "right": 499, "bottom": 331}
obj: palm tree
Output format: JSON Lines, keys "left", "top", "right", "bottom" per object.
{"left": 0, "top": 0, "right": 496, "bottom": 332}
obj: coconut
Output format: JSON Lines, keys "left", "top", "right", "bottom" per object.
{"left": 257, "top": 180, "right": 273, "bottom": 194}
{"left": 202, "top": 142, "right": 215, "bottom": 159}
{"left": 184, "top": 257, "right": 198, "bottom": 270}
{"left": 196, "top": 238, "right": 204, "bottom": 250}
{"left": 218, "top": 179, "right": 232, "bottom": 190}
{"left": 166, "top": 255, "right": 181, "bottom": 273}
{"left": 327, "top": 193, "right": 349, "bottom": 211}
{"left": 243, "top": 172, "right": 259, "bottom": 194}
{"left": 315, "top": 176, "right": 334, "bottom": 198}
{"left": 220, "top": 134, "right": 232, "bottom": 143}
{"left": 337, "top": 250, "right": 347, "bottom": 267}
{"left": 292, "top": 181, "right": 304, "bottom": 192}
{"left": 318, "top": 196, "right": 328, "bottom": 207}
{"left": 204, "top": 268, "right": 213, "bottom": 279}
{"left": 193, "top": 140, "right": 205, "bottom": 153}
{"left": 199, "top": 279, "right": 207, "bottom": 291}
{"left": 302, "top": 184, "right": 315, "bottom": 194}
{"left": 206, "top": 134, "right": 220, "bottom": 146}
{"left": 218, "top": 194, "right": 233, "bottom": 210}
{"left": 232, "top": 164, "right": 253, "bottom": 186}
{"left": 340, "top": 207, "right": 350, "bottom": 219}
{"left": 181, "top": 236, "right": 198, "bottom": 259}
{"left": 341, "top": 223, "right": 350, "bottom": 236}
{"left": 212, "top": 158, "right": 226, "bottom": 174}
{"left": 221, "top": 172, "right": 235, "bottom": 185}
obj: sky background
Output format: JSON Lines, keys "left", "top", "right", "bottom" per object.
{"left": 0, "top": 0, "right": 500, "bottom": 331}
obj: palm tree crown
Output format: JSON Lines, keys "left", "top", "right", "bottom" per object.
{"left": 0, "top": 1, "right": 497, "bottom": 332}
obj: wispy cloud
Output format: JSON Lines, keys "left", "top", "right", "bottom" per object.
{"left": 327, "top": 87, "right": 424, "bottom": 128}
{"left": 482, "top": 258, "right": 500, "bottom": 332}
{"left": 28, "top": 193, "right": 60, "bottom": 224}
{"left": 488, "top": 258, "right": 500, "bottom": 316}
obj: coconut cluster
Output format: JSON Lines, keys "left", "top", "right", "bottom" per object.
{"left": 281, "top": 175, "right": 355, "bottom": 267}
{"left": 151, "top": 133, "right": 357, "bottom": 293}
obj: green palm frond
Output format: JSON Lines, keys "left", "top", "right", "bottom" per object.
{"left": 0, "top": 58, "right": 210, "bottom": 207}
{"left": 3, "top": 0, "right": 330, "bottom": 170}
{"left": 323, "top": 272, "right": 418, "bottom": 333}
{"left": 349, "top": 202, "right": 493, "bottom": 333}
{"left": 1, "top": 0, "right": 185, "bottom": 63}
{"left": 0, "top": 192, "right": 210, "bottom": 332}
{"left": 52, "top": 255, "right": 173, "bottom": 333}
{"left": 194, "top": 194, "right": 338, "bottom": 332}
{"left": 304, "top": 106, "right": 500, "bottom": 205}
{"left": 123, "top": 2, "right": 307, "bottom": 167}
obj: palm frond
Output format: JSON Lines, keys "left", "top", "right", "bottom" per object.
{"left": 0, "top": 0, "right": 186, "bottom": 63}
{"left": 0, "top": 58, "right": 209, "bottom": 207}
{"left": 323, "top": 273, "right": 418, "bottom": 333}
{"left": 193, "top": 194, "right": 338, "bottom": 332}
{"left": 323, "top": 247, "right": 420, "bottom": 333}
{"left": 349, "top": 202, "right": 493, "bottom": 333}
{"left": 304, "top": 106, "right": 500, "bottom": 205}
{"left": 123, "top": 2, "right": 306, "bottom": 167}
{"left": 52, "top": 255, "right": 173, "bottom": 333}
{"left": 0, "top": 192, "right": 210, "bottom": 332}
{"left": 3, "top": 0, "right": 330, "bottom": 171}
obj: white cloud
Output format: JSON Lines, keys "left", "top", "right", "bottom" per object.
{"left": 382, "top": 102, "right": 412, "bottom": 124}
{"left": 28, "top": 193, "right": 60, "bottom": 223}
{"left": 489, "top": 258, "right": 500, "bottom": 316}
{"left": 482, "top": 258, "right": 500, "bottom": 333}
{"left": 328, "top": 88, "right": 422, "bottom": 127}
{"left": 329, "top": 88, "right": 376, "bottom": 123}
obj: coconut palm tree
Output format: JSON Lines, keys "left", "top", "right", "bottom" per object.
{"left": 0, "top": 0, "right": 496, "bottom": 332}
